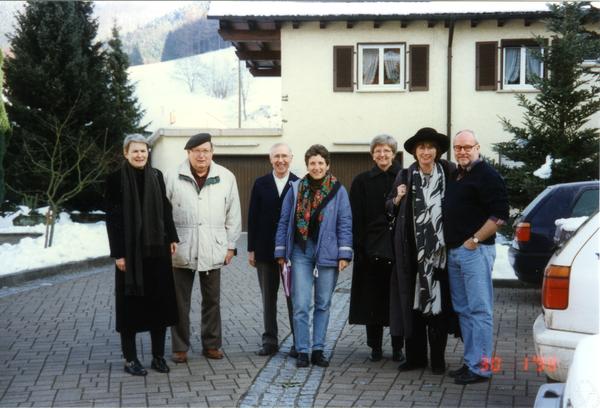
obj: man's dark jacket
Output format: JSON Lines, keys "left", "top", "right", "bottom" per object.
{"left": 247, "top": 172, "right": 299, "bottom": 262}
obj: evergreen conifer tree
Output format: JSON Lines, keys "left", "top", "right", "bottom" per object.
{"left": 0, "top": 50, "right": 9, "bottom": 205}
{"left": 105, "top": 24, "right": 147, "bottom": 141}
{"left": 129, "top": 44, "right": 144, "bottom": 66}
{"left": 493, "top": 2, "right": 600, "bottom": 209}
{"left": 3, "top": 2, "right": 136, "bottom": 208}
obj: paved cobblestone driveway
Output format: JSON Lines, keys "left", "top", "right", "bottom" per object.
{"left": 1, "top": 236, "right": 546, "bottom": 407}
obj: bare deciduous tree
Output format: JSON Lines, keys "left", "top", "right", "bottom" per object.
{"left": 198, "top": 58, "right": 235, "bottom": 99}
{"left": 10, "top": 99, "right": 116, "bottom": 247}
{"left": 172, "top": 57, "right": 202, "bottom": 92}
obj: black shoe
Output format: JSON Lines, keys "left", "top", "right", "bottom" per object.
{"left": 431, "top": 366, "right": 446, "bottom": 375}
{"left": 392, "top": 349, "right": 405, "bottom": 362}
{"left": 448, "top": 364, "right": 469, "bottom": 378}
{"left": 288, "top": 345, "right": 299, "bottom": 359}
{"left": 454, "top": 370, "right": 490, "bottom": 385}
{"left": 257, "top": 344, "right": 279, "bottom": 356}
{"left": 311, "top": 350, "right": 329, "bottom": 367}
{"left": 124, "top": 359, "right": 147, "bottom": 376}
{"left": 369, "top": 348, "right": 383, "bottom": 362}
{"left": 296, "top": 352, "right": 309, "bottom": 368}
{"left": 397, "top": 361, "right": 426, "bottom": 372}
{"left": 151, "top": 356, "right": 170, "bottom": 373}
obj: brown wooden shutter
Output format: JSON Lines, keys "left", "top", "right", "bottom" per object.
{"left": 476, "top": 41, "right": 497, "bottom": 91}
{"left": 409, "top": 44, "right": 429, "bottom": 91}
{"left": 333, "top": 46, "right": 354, "bottom": 92}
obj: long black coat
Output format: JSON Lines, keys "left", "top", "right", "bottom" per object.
{"left": 104, "top": 168, "right": 179, "bottom": 333}
{"left": 348, "top": 162, "right": 400, "bottom": 325}
{"left": 387, "top": 160, "right": 459, "bottom": 339}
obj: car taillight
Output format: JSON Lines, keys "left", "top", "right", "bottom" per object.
{"left": 542, "top": 265, "right": 570, "bottom": 310}
{"left": 515, "top": 222, "right": 531, "bottom": 242}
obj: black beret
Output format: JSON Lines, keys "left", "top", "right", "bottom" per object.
{"left": 184, "top": 133, "right": 212, "bottom": 150}
{"left": 403, "top": 127, "right": 449, "bottom": 154}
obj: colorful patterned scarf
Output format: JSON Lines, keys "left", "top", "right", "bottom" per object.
{"left": 295, "top": 173, "right": 338, "bottom": 244}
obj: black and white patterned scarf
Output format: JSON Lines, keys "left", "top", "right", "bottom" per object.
{"left": 412, "top": 162, "right": 446, "bottom": 316}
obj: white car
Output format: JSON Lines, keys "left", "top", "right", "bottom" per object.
{"left": 532, "top": 212, "right": 599, "bottom": 382}
{"left": 534, "top": 334, "right": 600, "bottom": 408}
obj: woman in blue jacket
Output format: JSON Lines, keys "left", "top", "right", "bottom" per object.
{"left": 275, "top": 144, "right": 353, "bottom": 368}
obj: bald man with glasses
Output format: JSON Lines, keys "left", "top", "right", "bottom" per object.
{"left": 442, "top": 130, "right": 509, "bottom": 385}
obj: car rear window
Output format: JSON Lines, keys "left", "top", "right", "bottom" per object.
{"left": 521, "top": 186, "right": 552, "bottom": 218}
{"left": 530, "top": 189, "right": 571, "bottom": 225}
{"left": 571, "top": 189, "right": 599, "bottom": 218}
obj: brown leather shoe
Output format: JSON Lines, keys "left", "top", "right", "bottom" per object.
{"left": 172, "top": 351, "right": 188, "bottom": 364}
{"left": 202, "top": 348, "right": 224, "bottom": 359}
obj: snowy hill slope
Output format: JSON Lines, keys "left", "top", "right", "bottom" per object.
{"left": 128, "top": 47, "right": 282, "bottom": 131}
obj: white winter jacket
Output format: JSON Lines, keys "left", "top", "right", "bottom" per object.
{"left": 165, "top": 159, "right": 242, "bottom": 271}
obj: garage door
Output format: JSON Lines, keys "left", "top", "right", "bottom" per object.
{"left": 217, "top": 152, "right": 404, "bottom": 231}
{"left": 216, "top": 155, "right": 271, "bottom": 231}
{"left": 330, "top": 152, "right": 404, "bottom": 190}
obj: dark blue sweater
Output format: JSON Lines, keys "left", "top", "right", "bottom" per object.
{"left": 443, "top": 160, "right": 509, "bottom": 248}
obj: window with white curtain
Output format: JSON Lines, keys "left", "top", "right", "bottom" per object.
{"left": 358, "top": 43, "right": 405, "bottom": 91}
{"left": 503, "top": 45, "right": 543, "bottom": 89}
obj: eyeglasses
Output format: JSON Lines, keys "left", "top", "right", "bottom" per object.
{"left": 453, "top": 144, "right": 478, "bottom": 152}
{"left": 190, "top": 148, "right": 212, "bottom": 156}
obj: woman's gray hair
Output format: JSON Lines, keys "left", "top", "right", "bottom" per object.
{"left": 370, "top": 134, "right": 397, "bottom": 154}
{"left": 123, "top": 133, "right": 149, "bottom": 151}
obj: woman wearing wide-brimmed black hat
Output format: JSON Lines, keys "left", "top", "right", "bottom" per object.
{"left": 386, "top": 127, "right": 459, "bottom": 374}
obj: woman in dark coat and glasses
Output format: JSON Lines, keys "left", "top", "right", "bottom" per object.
{"left": 348, "top": 134, "right": 404, "bottom": 363}
{"left": 104, "top": 134, "right": 179, "bottom": 376}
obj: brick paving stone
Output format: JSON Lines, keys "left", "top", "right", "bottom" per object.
{"left": 1, "top": 235, "right": 550, "bottom": 407}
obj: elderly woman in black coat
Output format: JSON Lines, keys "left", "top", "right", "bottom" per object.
{"left": 386, "top": 127, "right": 458, "bottom": 374}
{"left": 348, "top": 134, "right": 404, "bottom": 362}
{"left": 105, "top": 134, "right": 179, "bottom": 376}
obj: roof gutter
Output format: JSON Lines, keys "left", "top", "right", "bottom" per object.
{"left": 446, "top": 19, "right": 455, "bottom": 161}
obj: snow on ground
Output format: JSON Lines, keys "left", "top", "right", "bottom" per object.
{"left": 0, "top": 211, "right": 109, "bottom": 276}
{"left": 128, "top": 47, "right": 282, "bottom": 132}
{"left": 1, "top": 207, "right": 516, "bottom": 279}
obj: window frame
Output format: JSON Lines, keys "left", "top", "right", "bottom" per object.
{"left": 356, "top": 42, "right": 406, "bottom": 92}
{"left": 500, "top": 39, "right": 545, "bottom": 90}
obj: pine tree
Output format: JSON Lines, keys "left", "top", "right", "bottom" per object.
{"left": 129, "top": 44, "right": 144, "bottom": 66}
{"left": 3, "top": 2, "right": 120, "bottom": 208}
{"left": 105, "top": 23, "right": 147, "bottom": 141}
{"left": 0, "top": 50, "right": 9, "bottom": 205}
{"left": 493, "top": 2, "right": 600, "bottom": 209}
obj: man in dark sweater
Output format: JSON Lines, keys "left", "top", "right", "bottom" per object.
{"left": 247, "top": 143, "right": 298, "bottom": 356}
{"left": 442, "top": 129, "right": 509, "bottom": 385}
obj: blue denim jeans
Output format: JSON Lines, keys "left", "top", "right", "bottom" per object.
{"left": 291, "top": 240, "right": 339, "bottom": 354}
{"left": 448, "top": 244, "right": 496, "bottom": 377}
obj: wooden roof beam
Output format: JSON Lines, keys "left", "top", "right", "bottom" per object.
{"left": 427, "top": 20, "right": 436, "bottom": 28}
{"left": 235, "top": 50, "right": 281, "bottom": 61}
{"left": 292, "top": 21, "right": 300, "bottom": 29}
{"left": 497, "top": 19, "right": 506, "bottom": 27}
{"left": 319, "top": 21, "right": 327, "bottom": 29}
{"left": 347, "top": 20, "right": 355, "bottom": 29}
{"left": 250, "top": 67, "right": 281, "bottom": 77}
{"left": 373, "top": 20, "right": 381, "bottom": 29}
{"left": 471, "top": 19, "right": 479, "bottom": 28}
{"left": 218, "top": 29, "right": 280, "bottom": 42}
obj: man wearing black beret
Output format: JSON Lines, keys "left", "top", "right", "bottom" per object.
{"left": 164, "top": 133, "right": 242, "bottom": 363}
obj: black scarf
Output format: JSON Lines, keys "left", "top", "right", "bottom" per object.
{"left": 121, "top": 162, "right": 165, "bottom": 296}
